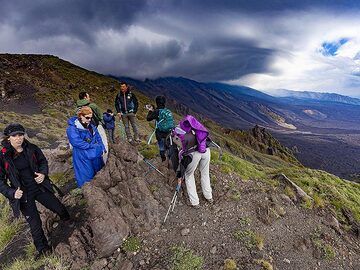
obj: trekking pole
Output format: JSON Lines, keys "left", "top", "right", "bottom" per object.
{"left": 118, "top": 122, "right": 126, "bottom": 140}
{"left": 163, "top": 178, "right": 182, "bottom": 224}
{"left": 143, "top": 158, "right": 166, "bottom": 178}
{"left": 211, "top": 141, "right": 223, "bottom": 160}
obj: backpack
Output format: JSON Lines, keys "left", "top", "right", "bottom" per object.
{"left": 156, "top": 108, "right": 174, "bottom": 132}
{"left": 170, "top": 115, "right": 222, "bottom": 159}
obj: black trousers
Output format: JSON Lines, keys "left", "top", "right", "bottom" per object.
{"left": 20, "top": 189, "right": 69, "bottom": 252}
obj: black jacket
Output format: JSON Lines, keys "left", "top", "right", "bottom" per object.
{"left": 0, "top": 140, "right": 54, "bottom": 217}
{"left": 114, "top": 90, "right": 138, "bottom": 114}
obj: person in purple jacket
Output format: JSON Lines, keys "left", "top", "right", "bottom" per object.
{"left": 174, "top": 115, "right": 213, "bottom": 208}
{"left": 103, "top": 109, "right": 116, "bottom": 143}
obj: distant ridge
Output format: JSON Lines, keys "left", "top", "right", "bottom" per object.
{"left": 274, "top": 89, "right": 360, "bottom": 105}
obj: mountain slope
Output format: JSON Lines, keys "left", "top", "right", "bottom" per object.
{"left": 0, "top": 54, "right": 359, "bottom": 270}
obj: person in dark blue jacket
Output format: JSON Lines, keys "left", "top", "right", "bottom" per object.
{"left": 103, "top": 109, "right": 116, "bottom": 143}
{"left": 66, "top": 106, "right": 105, "bottom": 187}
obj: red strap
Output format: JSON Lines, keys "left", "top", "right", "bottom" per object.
{"left": 4, "top": 161, "right": 9, "bottom": 172}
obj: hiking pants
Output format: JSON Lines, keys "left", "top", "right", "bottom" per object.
{"left": 184, "top": 148, "right": 212, "bottom": 206}
{"left": 20, "top": 189, "right": 69, "bottom": 252}
{"left": 121, "top": 113, "right": 139, "bottom": 140}
{"left": 106, "top": 128, "right": 115, "bottom": 143}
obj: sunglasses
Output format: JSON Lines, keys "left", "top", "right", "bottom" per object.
{"left": 83, "top": 116, "right": 92, "bottom": 120}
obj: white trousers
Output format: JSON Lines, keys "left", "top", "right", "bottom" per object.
{"left": 184, "top": 148, "right": 212, "bottom": 206}
{"left": 97, "top": 125, "right": 108, "bottom": 164}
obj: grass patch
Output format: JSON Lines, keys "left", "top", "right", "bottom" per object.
{"left": 284, "top": 186, "right": 296, "bottom": 200}
{"left": 0, "top": 197, "right": 25, "bottom": 253}
{"left": 223, "top": 258, "right": 237, "bottom": 270}
{"left": 170, "top": 245, "right": 203, "bottom": 270}
{"left": 139, "top": 143, "right": 158, "bottom": 159}
{"left": 50, "top": 171, "right": 72, "bottom": 187}
{"left": 3, "top": 254, "right": 70, "bottom": 270}
{"left": 233, "top": 229, "right": 264, "bottom": 250}
{"left": 213, "top": 152, "right": 266, "bottom": 180}
{"left": 254, "top": 259, "right": 273, "bottom": 270}
{"left": 269, "top": 167, "right": 360, "bottom": 223}
{"left": 121, "top": 236, "right": 141, "bottom": 253}
{"left": 238, "top": 217, "right": 251, "bottom": 226}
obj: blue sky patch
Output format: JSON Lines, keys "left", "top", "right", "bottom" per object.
{"left": 321, "top": 38, "right": 349, "bottom": 56}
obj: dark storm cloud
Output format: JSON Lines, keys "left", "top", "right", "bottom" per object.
{"left": 1, "top": 0, "right": 360, "bottom": 92}
{"left": 0, "top": 0, "right": 148, "bottom": 42}
{"left": 160, "top": 39, "right": 275, "bottom": 81}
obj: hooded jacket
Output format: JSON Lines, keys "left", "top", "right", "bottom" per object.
{"left": 0, "top": 140, "right": 54, "bottom": 217}
{"left": 103, "top": 112, "right": 115, "bottom": 130}
{"left": 66, "top": 116, "right": 105, "bottom": 187}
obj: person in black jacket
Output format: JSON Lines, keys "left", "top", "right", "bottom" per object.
{"left": 146, "top": 95, "right": 175, "bottom": 161}
{"left": 114, "top": 82, "right": 140, "bottom": 143}
{"left": 0, "top": 123, "right": 70, "bottom": 259}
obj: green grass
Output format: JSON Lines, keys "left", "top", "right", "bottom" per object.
{"left": 223, "top": 259, "right": 237, "bottom": 270}
{"left": 170, "top": 245, "right": 204, "bottom": 270}
{"left": 0, "top": 197, "right": 25, "bottom": 253}
{"left": 213, "top": 152, "right": 266, "bottom": 180}
{"left": 121, "top": 236, "right": 141, "bottom": 253}
{"left": 269, "top": 167, "right": 360, "bottom": 223}
{"left": 233, "top": 229, "right": 264, "bottom": 250}
{"left": 139, "top": 143, "right": 158, "bottom": 159}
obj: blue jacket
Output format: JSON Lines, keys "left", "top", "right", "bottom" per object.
{"left": 103, "top": 112, "right": 115, "bottom": 130}
{"left": 66, "top": 117, "right": 105, "bottom": 187}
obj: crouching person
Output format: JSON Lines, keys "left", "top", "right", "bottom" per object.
{"left": 172, "top": 115, "right": 213, "bottom": 208}
{"left": 0, "top": 123, "right": 70, "bottom": 259}
{"left": 67, "top": 106, "right": 105, "bottom": 187}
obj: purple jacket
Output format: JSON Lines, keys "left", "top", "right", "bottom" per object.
{"left": 179, "top": 115, "right": 208, "bottom": 153}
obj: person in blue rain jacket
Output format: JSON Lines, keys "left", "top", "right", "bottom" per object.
{"left": 66, "top": 106, "right": 105, "bottom": 187}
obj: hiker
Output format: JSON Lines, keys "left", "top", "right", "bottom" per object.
{"left": 146, "top": 95, "right": 175, "bottom": 161}
{"left": 0, "top": 123, "right": 70, "bottom": 259}
{"left": 77, "top": 91, "right": 108, "bottom": 162}
{"left": 172, "top": 115, "right": 213, "bottom": 208}
{"left": 114, "top": 82, "right": 140, "bottom": 143}
{"left": 66, "top": 106, "right": 105, "bottom": 187}
{"left": 103, "top": 109, "right": 116, "bottom": 143}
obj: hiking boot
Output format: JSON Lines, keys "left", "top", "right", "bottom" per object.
{"left": 128, "top": 138, "right": 133, "bottom": 143}
{"left": 34, "top": 246, "right": 52, "bottom": 261}
{"left": 160, "top": 151, "right": 166, "bottom": 162}
{"left": 206, "top": 198, "right": 214, "bottom": 204}
{"left": 192, "top": 204, "right": 200, "bottom": 209}
{"left": 135, "top": 138, "right": 141, "bottom": 143}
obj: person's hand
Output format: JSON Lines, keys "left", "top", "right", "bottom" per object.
{"left": 14, "top": 187, "right": 23, "bottom": 199}
{"left": 34, "top": 172, "right": 45, "bottom": 184}
{"left": 117, "top": 113, "right": 122, "bottom": 119}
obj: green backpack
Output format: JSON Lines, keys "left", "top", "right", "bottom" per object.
{"left": 156, "top": 108, "right": 174, "bottom": 132}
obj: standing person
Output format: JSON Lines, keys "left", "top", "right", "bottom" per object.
{"left": 103, "top": 109, "right": 116, "bottom": 143}
{"left": 77, "top": 91, "right": 108, "bottom": 162}
{"left": 173, "top": 115, "right": 213, "bottom": 208}
{"left": 114, "top": 82, "right": 140, "bottom": 143}
{"left": 66, "top": 106, "right": 105, "bottom": 187}
{"left": 146, "top": 95, "right": 175, "bottom": 161}
{"left": 0, "top": 123, "right": 70, "bottom": 259}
